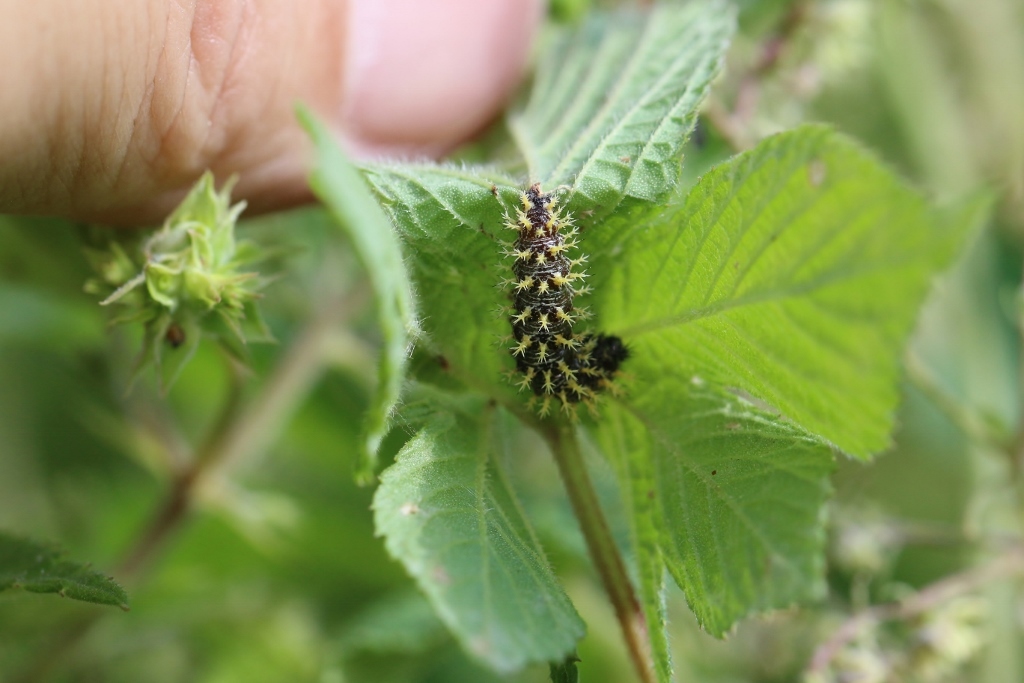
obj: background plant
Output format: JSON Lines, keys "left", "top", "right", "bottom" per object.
{"left": 1, "top": 1, "right": 1022, "bottom": 682}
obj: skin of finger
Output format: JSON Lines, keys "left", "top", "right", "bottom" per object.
{"left": 343, "top": 0, "right": 545, "bottom": 158}
{"left": 0, "top": 0, "right": 343, "bottom": 222}
{"left": 0, "top": 0, "right": 542, "bottom": 225}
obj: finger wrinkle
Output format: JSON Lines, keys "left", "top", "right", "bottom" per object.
{"left": 149, "top": 1, "right": 203, "bottom": 181}
{"left": 187, "top": 0, "right": 250, "bottom": 167}
{"left": 108, "top": 2, "right": 157, "bottom": 203}
{"left": 216, "top": 8, "right": 285, "bottom": 164}
{"left": 143, "top": 0, "right": 245, "bottom": 188}
{"left": 48, "top": 78, "right": 85, "bottom": 210}
{"left": 54, "top": 1, "right": 108, "bottom": 210}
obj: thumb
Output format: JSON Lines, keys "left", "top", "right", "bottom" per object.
{"left": 0, "top": 0, "right": 543, "bottom": 224}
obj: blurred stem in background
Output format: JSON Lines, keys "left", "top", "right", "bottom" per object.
{"left": 118, "top": 294, "right": 356, "bottom": 579}
{"left": 11, "top": 237, "right": 373, "bottom": 682}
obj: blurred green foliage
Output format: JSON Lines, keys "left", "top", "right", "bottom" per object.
{"left": 2, "top": 0, "right": 1024, "bottom": 682}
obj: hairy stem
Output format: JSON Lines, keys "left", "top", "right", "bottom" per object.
{"left": 546, "top": 423, "right": 654, "bottom": 683}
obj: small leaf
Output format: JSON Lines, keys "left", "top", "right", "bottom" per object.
{"left": 599, "top": 385, "right": 835, "bottom": 637}
{"left": 509, "top": 1, "right": 734, "bottom": 215}
{"left": 549, "top": 654, "right": 581, "bottom": 683}
{"left": 0, "top": 532, "right": 129, "bottom": 610}
{"left": 373, "top": 405, "right": 585, "bottom": 673}
{"left": 598, "top": 125, "right": 978, "bottom": 458}
{"left": 154, "top": 311, "right": 203, "bottom": 390}
{"left": 299, "top": 108, "right": 420, "bottom": 482}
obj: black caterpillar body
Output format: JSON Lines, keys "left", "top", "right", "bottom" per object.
{"left": 503, "top": 183, "right": 627, "bottom": 415}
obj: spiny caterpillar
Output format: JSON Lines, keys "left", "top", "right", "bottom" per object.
{"left": 500, "top": 183, "right": 628, "bottom": 416}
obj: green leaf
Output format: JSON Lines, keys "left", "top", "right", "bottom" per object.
{"left": 0, "top": 532, "right": 129, "bottom": 610}
{"left": 599, "top": 125, "right": 976, "bottom": 458}
{"left": 373, "top": 405, "right": 585, "bottom": 673}
{"left": 599, "top": 385, "right": 835, "bottom": 637}
{"left": 361, "top": 165, "right": 517, "bottom": 396}
{"left": 300, "top": 108, "right": 419, "bottom": 482}
{"left": 359, "top": 2, "right": 733, "bottom": 402}
{"left": 549, "top": 654, "right": 581, "bottom": 683}
{"left": 153, "top": 312, "right": 203, "bottom": 391}
{"left": 509, "top": 1, "right": 734, "bottom": 215}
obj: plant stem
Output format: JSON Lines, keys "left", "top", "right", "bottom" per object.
{"left": 202, "top": 311, "right": 343, "bottom": 478}
{"left": 117, "top": 359, "right": 246, "bottom": 578}
{"left": 546, "top": 423, "right": 654, "bottom": 683}
{"left": 14, "top": 298, "right": 352, "bottom": 683}
{"left": 704, "top": 0, "right": 813, "bottom": 152}
{"left": 118, "top": 307, "right": 343, "bottom": 577}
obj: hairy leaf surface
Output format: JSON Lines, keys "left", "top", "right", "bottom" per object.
{"left": 360, "top": 2, "right": 733, "bottom": 396}
{"left": 0, "top": 533, "right": 128, "bottom": 609}
{"left": 598, "top": 125, "right": 974, "bottom": 457}
{"left": 301, "top": 109, "right": 419, "bottom": 480}
{"left": 362, "top": 166, "right": 515, "bottom": 394}
{"left": 510, "top": 1, "right": 734, "bottom": 215}
{"left": 373, "top": 408, "right": 585, "bottom": 672}
{"left": 598, "top": 385, "right": 834, "bottom": 637}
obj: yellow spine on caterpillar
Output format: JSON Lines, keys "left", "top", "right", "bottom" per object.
{"left": 499, "top": 182, "right": 628, "bottom": 415}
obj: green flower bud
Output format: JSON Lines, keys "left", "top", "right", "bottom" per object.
{"left": 810, "top": 637, "right": 891, "bottom": 683}
{"left": 85, "top": 172, "right": 272, "bottom": 390}
{"left": 909, "top": 596, "right": 987, "bottom": 681}
{"left": 829, "top": 507, "right": 902, "bottom": 577}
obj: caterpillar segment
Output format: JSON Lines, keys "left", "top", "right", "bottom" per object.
{"left": 500, "top": 183, "right": 628, "bottom": 415}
